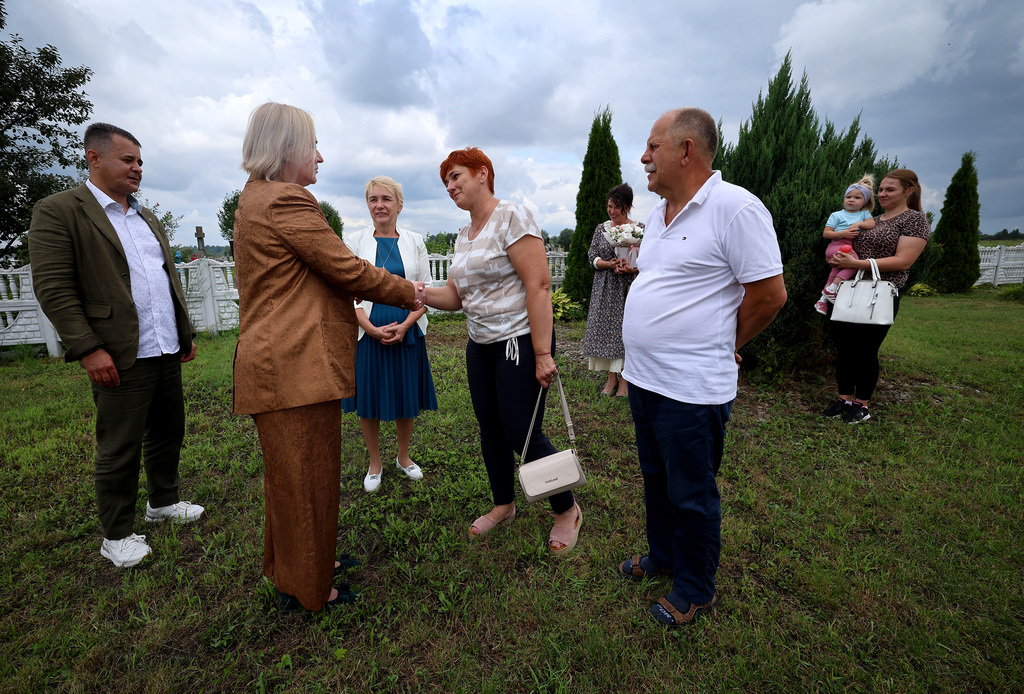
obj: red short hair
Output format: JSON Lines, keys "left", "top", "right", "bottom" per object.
{"left": 439, "top": 147, "right": 495, "bottom": 193}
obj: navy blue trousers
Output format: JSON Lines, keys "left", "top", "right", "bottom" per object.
{"left": 629, "top": 384, "right": 731, "bottom": 606}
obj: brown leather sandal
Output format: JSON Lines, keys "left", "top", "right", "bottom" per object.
{"left": 619, "top": 554, "right": 671, "bottom": 581}
{"left": 649, "top": 593, "right": 719, "bottom": 627}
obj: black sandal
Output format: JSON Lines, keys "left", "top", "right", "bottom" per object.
{"left": 279, "top": 584, "right": 358, "bottom": 611}
{"left": 334, "top": 554, "right": 361, "bottom": 576}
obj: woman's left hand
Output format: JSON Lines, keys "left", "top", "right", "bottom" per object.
{"left": 535, "top": 353, "right": 557, "bottom": 389}
{"left": 380, "top": 323, "right": 409, "bottom": 346}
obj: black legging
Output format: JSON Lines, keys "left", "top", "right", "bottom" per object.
{"left": 830, "top": 295, "right": 901, "bottom": 401}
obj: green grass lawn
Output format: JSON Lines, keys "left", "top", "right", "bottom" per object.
{"left": 1, "top": 292, "right": 1022, "bottom": 693}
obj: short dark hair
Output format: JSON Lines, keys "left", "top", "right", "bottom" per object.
{"left": 666, "top": 108, "right": 718, "bottom": 163}
{"left": 84, "top": 122, "right": 141, "bottom": 153}
{"left": 607, "top": 183, "right": 634, "bottom": 212}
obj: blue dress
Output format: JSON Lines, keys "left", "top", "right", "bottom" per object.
{"left": 342, "top": 237, "right": 438, "bottom": 420}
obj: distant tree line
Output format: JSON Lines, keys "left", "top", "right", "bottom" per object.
{"left": 980, "top": 228, "right": 1022, "bottom": 240}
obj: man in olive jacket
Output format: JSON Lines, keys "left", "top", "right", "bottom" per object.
{"left": 28, "top": 123, "right": 204, "bottom": 568}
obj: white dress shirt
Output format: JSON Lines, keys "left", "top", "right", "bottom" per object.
{"left": 86, "top": 180, "right": 180, "bottom": 358}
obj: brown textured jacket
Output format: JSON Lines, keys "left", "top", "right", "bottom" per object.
{"left": 232, "top": 179, "right": 416, "bottom": 415}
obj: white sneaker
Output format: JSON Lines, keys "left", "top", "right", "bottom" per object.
{"left": 364, "top": 468, "right": 382, "bottom": 492}
{"left": 395, "top": 458, "right": 424, "bottom": 481}
{"left": 145, "top": 500, "right": 205, "bottom": 523}
{"left": 101, "top": 533, "right": 151, "bottom": 568}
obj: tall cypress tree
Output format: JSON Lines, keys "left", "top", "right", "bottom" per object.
{"left": 926, "top": 151, "right": 981, "bottom": 293}
{"left": 720, "top": 52, "right": 885, "bottom": 377}
{"left": 563, "top": 106, "right": 621, "bottom": 308}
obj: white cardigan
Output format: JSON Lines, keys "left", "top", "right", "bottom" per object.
{"left": 345, "top": 227, "right": 430, "bottom": 340}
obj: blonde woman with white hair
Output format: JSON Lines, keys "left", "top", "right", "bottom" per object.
{"left": 233, "top": 102, "right": 425, "bottom": 612}
{"left": 343, "top": 176, "right": 437, "bottom": 492}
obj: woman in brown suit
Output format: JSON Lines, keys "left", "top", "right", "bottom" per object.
{"left": 233, "top": 102, "right": 425, "bottom": 611}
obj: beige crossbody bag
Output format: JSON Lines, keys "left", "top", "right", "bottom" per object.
{"left": 517, "top": 373, "right": 587, "bottom": 503}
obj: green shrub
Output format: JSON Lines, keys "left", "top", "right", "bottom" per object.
{"left": 564, "top": 106, "right": 621, "bottom": 310}
{"left": 551, "top": 287, "right": 583, "bottom": 321}
{"left": 906, "top": 283, "right": 937, "bottom": 297}
{"left": 997, "top": 283, "right": 1024, "bottom": 302}
{"left": 925, "top": 151, "right": 981, "bottom": 293}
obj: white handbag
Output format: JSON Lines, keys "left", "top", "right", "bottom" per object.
{"left": 517, "top": 373, "right": 587, "bottom": 503}
{"left": 830, "top": 258, "right": 897, "bottom": 326}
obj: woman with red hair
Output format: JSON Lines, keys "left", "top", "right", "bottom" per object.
{"left": 423, "top": 148, "right": 582, "bottom": 555}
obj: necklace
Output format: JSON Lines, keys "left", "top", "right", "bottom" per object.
{"left": 375, "top": 233, "right": 398, "bottom": 269}
{"left": 467, "top": 198, "right": 499, "bottom": 241}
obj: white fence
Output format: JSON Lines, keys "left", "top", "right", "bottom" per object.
{"left": 975, "top": 245, "right": 1024, "bottom": 286}
{"left": 175, "top": 259, "right": 240, "bottom": 334}
{"left": 2, "top": 252, "right": 570, "bottom": 356}
{"left": 427, "top": 251, "right": 568, "bottom": 287}
{"left": 0, "top": 266, "right": 62, "bottom": 357}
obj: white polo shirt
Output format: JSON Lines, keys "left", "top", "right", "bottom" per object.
{"left": 622, "top": 172, "right": 782, "bottom": 405}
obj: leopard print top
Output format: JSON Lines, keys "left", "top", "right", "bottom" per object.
{"left": 851, "top": 209, "right": 931, "bottom": 290}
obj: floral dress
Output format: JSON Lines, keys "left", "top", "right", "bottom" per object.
{"left": 581, "top": 221, "right": 639, "bottom": 371}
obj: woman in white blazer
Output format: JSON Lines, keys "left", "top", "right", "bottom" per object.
{"left": 343, "top": 176, "right": 438, "bottom": 492}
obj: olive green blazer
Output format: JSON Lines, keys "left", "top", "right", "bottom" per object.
{"left": 28, "top": 185, "right": 195, "bottom": 370}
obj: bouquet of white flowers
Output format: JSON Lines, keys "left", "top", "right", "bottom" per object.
{"left": 606, "top": 222, "right": 644, "bottom": 246}
{"left": 603, "top": 222, "right": 644, "bottom": 268}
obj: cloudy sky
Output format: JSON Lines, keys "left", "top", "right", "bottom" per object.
{"left": 7, "top": 0, "right": 1024, "bottom": 246}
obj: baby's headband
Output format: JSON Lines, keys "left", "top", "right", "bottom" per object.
{"left": 846, "top": 184, "right": 871, "bottom": 206}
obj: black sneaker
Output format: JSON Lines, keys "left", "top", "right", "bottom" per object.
{"left": 842, "top": 402, "right": 871, "bottom": 424}
{"left": 821, "top": 400, "right": 849, "bottom": 418}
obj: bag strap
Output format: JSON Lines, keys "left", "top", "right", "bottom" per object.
{"left": 520, "top": 373, "right": 575, "bottom": 460}
{"left": 868, "top": 258, "right": 881, "bottom": 282}
{"left": 850, "top": 257, "right": 881, "bottom": 285}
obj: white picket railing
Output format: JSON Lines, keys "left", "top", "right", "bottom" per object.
{"left": 0, "top": 265, "right": 62, "bottom": 357}
{"left": 427, "top": 251, "right": 568, "bottom": 288}
{"left": 3, "top": 252, "right": 571, "bottom": 355}
{"left": 975, "top": 245, "right": 1024, "bottom": 286}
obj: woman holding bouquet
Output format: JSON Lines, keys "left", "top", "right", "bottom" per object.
{"left": 582, "top": 183, "right": 642, "bottom": 397}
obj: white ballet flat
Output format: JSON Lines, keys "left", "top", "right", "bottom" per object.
{"left": 395, "top": 458, "right": 423, "bottom": 481}
{"left": 363, "top": 468, "right": 382, "bottom": 492}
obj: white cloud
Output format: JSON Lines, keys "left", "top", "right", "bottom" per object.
{"left": 5, "top": 0, "right": 1023, "bottom": 243}
{"left": 775, "top": 0, "right": 974, "bottom": 107}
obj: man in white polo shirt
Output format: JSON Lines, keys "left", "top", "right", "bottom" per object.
{"left": 29, "top": 123, "right": 204, "bottom": 568}
{"left": 619, "top": 108, "right": 787, "bottom": 627}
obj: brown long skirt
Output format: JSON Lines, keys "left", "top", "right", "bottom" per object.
{"left": 252, "top": 400, "right": 341, "bottom": 610}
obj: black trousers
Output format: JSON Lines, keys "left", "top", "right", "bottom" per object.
{"left": 91, "top": 355, "right": 185, "bottom": 540}
{"left": 465, "top": 333, "right": 574, "bottom": 514}
{"left": 830, "top": 295, "right": 901, "bottom": 400}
